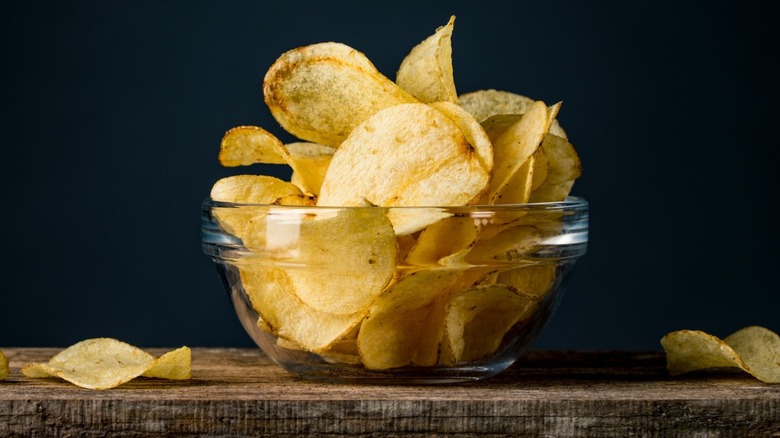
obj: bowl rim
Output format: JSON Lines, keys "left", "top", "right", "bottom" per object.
{"left": 202, "top": 196, "right": 588, "bottom": 211}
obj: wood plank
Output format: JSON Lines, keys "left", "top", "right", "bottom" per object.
{"left": 0, "top": 348, "right": 778, "bottom": 436}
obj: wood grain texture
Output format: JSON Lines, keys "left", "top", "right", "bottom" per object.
{"left": 1, "top": 348, "right": 778, "bottom": 437}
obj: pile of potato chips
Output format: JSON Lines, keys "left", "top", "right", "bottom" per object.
{"left": 210, "top": 17, "right": 582, "bottom": 369}
{"left": 662, "top": 326, "right": 780, "bottom": 383}
{"left": 22, "top": 338, "right": 191, "bottom": 389}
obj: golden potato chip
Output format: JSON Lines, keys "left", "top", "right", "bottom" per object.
{"left": 723, "top": 326, "right": 780, "bottom": 383}
{"left": 461, "top": 90, "right": 567, "bottom": 138}
{"left": 0, "top": 350, "right": 8, "bottom": 380}
{"left": 406, "top": 215, "right": 479, "bottom": 266}
{"left": 429, "top": 100, "right": 493, "bottom": 171}
{"left": 318, "top": 103, "right": 490, "bottom": 234}
{"left": 264, "top": 42, "right": 418, "bottom": 147}
{"left": 442, "top": 284, "right": 539, "bottom": 365}
{"left": 142, "top": 347, "right": 192, "bottom": 380}
{"left": 242, "top": 206, "right": 397, "bottom": 315}
{"left": 465, "top": 225, "right": 541, "bottom": 264}
{"left": 396, "top": 16, "right": 457, "bottom": 104}
{"left": 210, "top": 175, "right": 309, "bottom": 242}
{"left": 528, "top": 133, "right": 582, "bottom": 203}
{"left": 488, "top": 101, "right": 560, "bottom": 204}
{"left": 458, "top": 89, "right": 535, "bottom": 123}
{"left": 496, "top": 264, "right": 557, "bottom": 300}
{"left": 661, "top": 327, "right": 780, "bottom": 383}
{"left": 22, "top": 338, "right": 190, "bottom": 389}
{"left": 283, "top": 142, "right": 336, "bottom": 196}
{"left": 358, "top": 287, "right": 451, "bottom": 370}
{"left": 239, "top": 267, "right": 365, "bottom": 353}
{"left": 218, "top": 125, "right": 288, "bottom": 167}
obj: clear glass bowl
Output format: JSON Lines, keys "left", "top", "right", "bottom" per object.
{"left": 202, "top": 197, "right": 588, "bottom": 384}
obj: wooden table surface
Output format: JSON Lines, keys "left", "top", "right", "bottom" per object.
{"left": 1, "top": 348, "right": 778, "bottom": 437}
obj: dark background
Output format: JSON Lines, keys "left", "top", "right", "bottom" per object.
{"left": 1, "top": 1, "right": 777, "bottom": 350}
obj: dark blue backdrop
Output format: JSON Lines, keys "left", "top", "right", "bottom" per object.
{"left": 1, "top": 1, "right": 778, "bottom": 350}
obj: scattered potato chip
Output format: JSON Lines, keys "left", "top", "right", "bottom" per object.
{"left": 661, "top": 327, "right": 780, "bottom": 383}
{"left": 318, "top": 103, "right": 490, "bottom": 233}
{"left": 218, "top": 125, "right": 288, "bottom": 167}
{"left": 264, "top": 42, "right": 418, "bottom": 147}
{"left": 21, "top": 338, "right": 191, "bottom": 389}
{"left": 0, "top": 350, "right": 8, "bottom": 380}
{"left": 396, "top": 16, "right": 457, "bottom": 104}
{"left": 442, "top": 284, "right": 539, "bottom": 365}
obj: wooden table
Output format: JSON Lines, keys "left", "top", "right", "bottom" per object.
{"left": 1, "top": 348, "right": 777, "bottom": 436}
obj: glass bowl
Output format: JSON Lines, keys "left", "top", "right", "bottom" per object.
{"left": 201, "top": 197, "right": 588, "bottom": 384}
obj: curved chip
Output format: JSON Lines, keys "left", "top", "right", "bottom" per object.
{"left": 442, "top": 284, "right": 539, "bottom": 365}
{"left": 488, "top": 101, "right": 560, "bottom": 204}
{"left": 284, "top": 142, "right": 336, "bottom": 196}
{"left": 210, "top": 175, "right": 310, "bottom": 242}
{"left": 429, "top": 100, "right": 493, "bottom": 171}
{"left": 242, "top": 206, "right": 397, "bottom": 315}
{"left": 460, "top": 89, "right": 567, "bottom": 138}
{"left": 239, "top": 267, "right": 365, "bottom": 353}
{"left": 218, "top": 125, "right": 289, "bottom": 167}
{"left": 396, "top": 16, "right": 457, "bottom": 103}
{"left": 318, "top": 103, "right": 490, "bottom": 234}
{"left": 21, "top": 338, "right": 191, "bottom": 389}
{"left": 263, "top": 42, "right": 418, "bottom": 147}
{"left": 528, "top": 133, "right": 582, "bottom": 203}
{"left": 661, "top": 327, "right": 780, "bottom": 383}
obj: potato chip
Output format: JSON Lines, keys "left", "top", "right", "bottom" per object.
{"left": 142, "top": 347, "right": 192, "bottom": 380}
{"left": 465, "top": 225, "right": 541, "bottom": 264}
{"left": 458, "top": 89, "right": 535, "bottom": 123}
{"left": 318, "top": 103, "right": 490, "bottom": 234}
{"left": 0, "top": 350, "right": 8, "bottom": 380}
{"left": 661, "top": 327, "right": 780, "bottom": 383}
{"left": 529, "top": 133, "right": 582, "bottom": 203}
{"left": 242, "top": 206, "right": 397, "bottom": 315}
{"left": 406, "top": 215, "right": 479, "bottom": 266}
{"left": 488, "top": 101, "right": 560, "bottom": 204}
{"left": 357, "top": 290, "right": 444, "bottom": 370}
{"left": 264, "top": 42, "right": 418, "bottom": 147}
{"left": 210, "top": 175, "right": 310, "bottom": 242}
{"left": 239, "top": 267, "right": 365, "bottom": 353}
{"left": 496, "top": 264, "right": 557, "bottom": 300}
{"left": 218, "top": 125, "right": 288, "bottom": 167}
{"left": 396, "top": 16, "right": 457, "bottom": 104}
{"left": 21, "top": 338, "right": 191, "bottom": 389}
{"left": 460, "top": 89, "right": 567, "bottom": 138}
{"left": 429, "top": 100, "right": 493, "bottom": 171}
{"left": 283, "top": 142, "right": 335, "bottom": 196}
{"left": 442, "top": 284, "right": 539, "bottom": 365}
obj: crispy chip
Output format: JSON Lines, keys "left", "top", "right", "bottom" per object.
{"left": 242, "top": 206, "right": 397, "bottom": 315}
{"left": 0, "top": 350, "right": 8, "bottom": 380}
{"left": 442, "top": 284, "right": 539, "bottom": 365}
{"left": 21, "top": 339, "right": 191, "bottom": 389}
{"left": 218, "top": 125, "right": 288, "bottom": 167}
{"left": 396, "top": 16, "right": 457, "bottom": 104}
{"left": 460, "top": 89, "right": 567, "bottom": 138}
{"left": 283, "top": 142, "right": 335, "bottom": 196}
{"left": 240, "top": 267, "right": 366, "bottom": 352}
{"left": 488, "top": 101, "right": 560, "bottom": 204}
{"left": 264, "top": 42, "right": 418, "bottom": 147}
{"left": 406, "top": 215, "right": 479, "bottom": 266}
{"left": 661, "top": 327, "right": 780, "bottom": 383}
{"left": 458, "top": 89, "right": 535, "bottom": 123}
{"left": 210, "top": 175, "right": 310, "bottom": 242}
{"left": 429, "top": 100, "right": 493, "bottom": 171}
{"left": 318, "top": 103, "right": 490, "bottom": 233}
{"left": 528, "top": 133, "right": 582, "bottom": 203}
{"left": 358, "top": 280, "right": 453, "bottom": 370}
